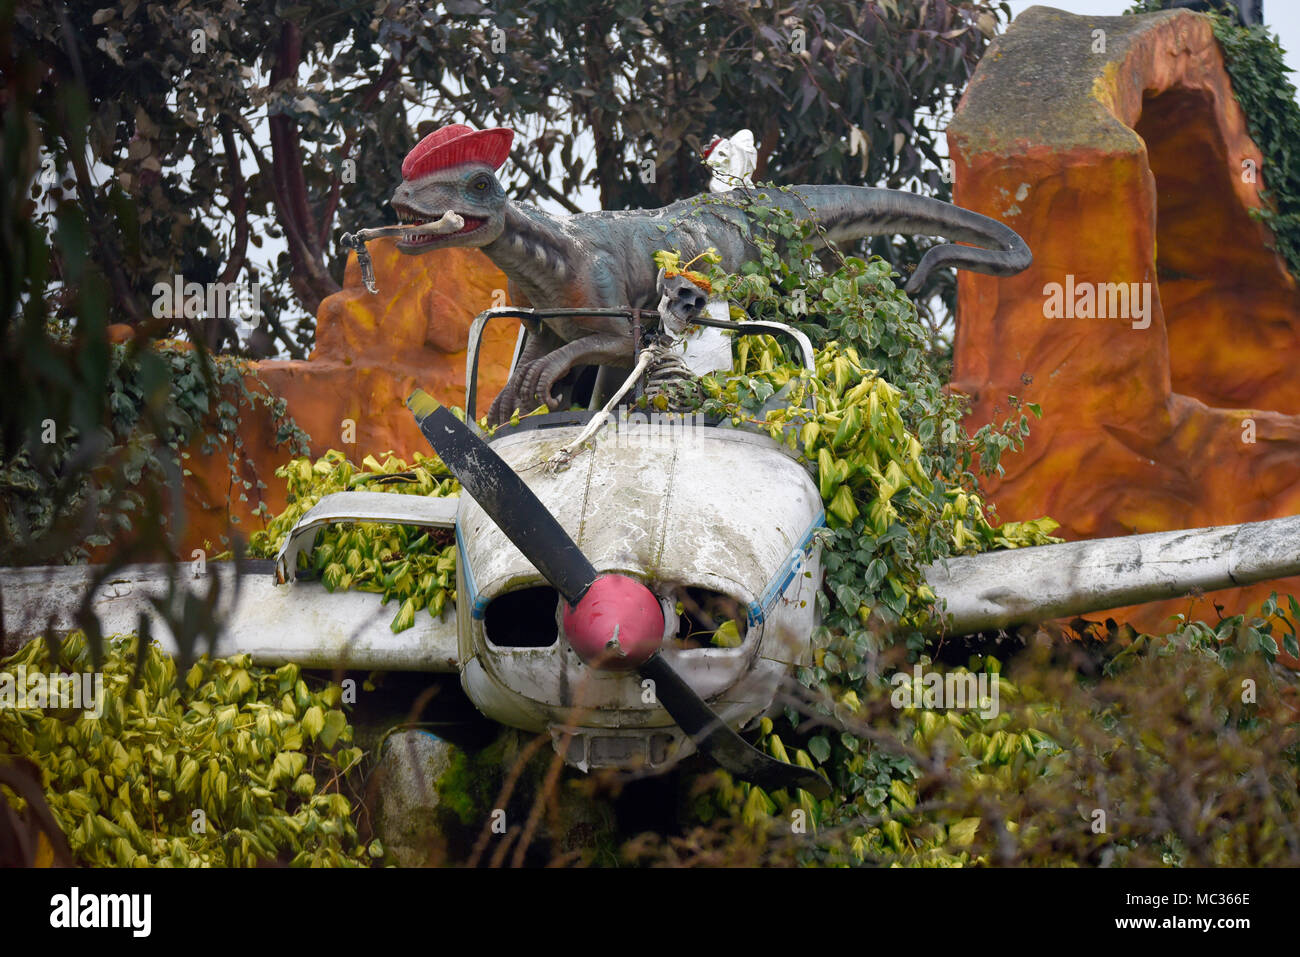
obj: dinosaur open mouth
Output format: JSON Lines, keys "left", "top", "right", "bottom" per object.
{"left": 396, "top": 209, "right": 487, "bottom": 245}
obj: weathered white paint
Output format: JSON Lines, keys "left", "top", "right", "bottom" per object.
{"left": 678, "top": 301, "right": 735, "bottom": 375}
{"left": 923, "top": 514, "right": 1300, "bottom": 634}
{"left": 456, "top": 422, "right": 825, "bottom": 765}
{"left": 0, "top": 562, "right": 458, "bottom": 671}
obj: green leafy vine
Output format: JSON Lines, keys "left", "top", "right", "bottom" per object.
{"left": 0, "top": 343, "right": 310, "bottom": 563}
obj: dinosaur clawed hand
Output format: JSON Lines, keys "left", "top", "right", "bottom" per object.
{"left": 487, "top": 354, "right": 568, "bottom": 426}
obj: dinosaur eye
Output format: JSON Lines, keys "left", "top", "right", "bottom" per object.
{"left": 473, "top": 178, "right": 490, "bottom": 191}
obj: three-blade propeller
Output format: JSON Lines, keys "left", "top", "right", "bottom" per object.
{"left": 407, "top": 392, "right": 830, "bottom": 799}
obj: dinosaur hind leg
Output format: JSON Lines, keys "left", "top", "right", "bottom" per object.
{"left": 513, "top": 333, "right": 635, "bottom": 419}
{"left": 488, "top": 324, "right": 559, "bottom": 426}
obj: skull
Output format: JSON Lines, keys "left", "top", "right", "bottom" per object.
{"left": 656, "top": 267, "right": 709, "bottom": 338}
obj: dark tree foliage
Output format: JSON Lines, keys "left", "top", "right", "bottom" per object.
{"left": 2, "top": 0, "right": 251, "bottom": 668}
{"left": 15, "top": 0, "right": 1006, "bottom": 354}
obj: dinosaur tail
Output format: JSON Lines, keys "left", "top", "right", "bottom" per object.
{"left": 778, "top": 185, "right": 1031, "bottom": 295}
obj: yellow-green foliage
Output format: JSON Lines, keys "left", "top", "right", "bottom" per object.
{"left": 248, "top": 450, "right": 461, "bottom": 632}
{"left": 700, "top": 338, "right": 1059, "bottom": 629}
{"left": 249, "top": 346, "right": 1056, "bottom": 638}
{"left": 741, "top": 657, "right": 1059, "bottom": 866}
{"left": 0, "top": 633, "right": 372, "bottom": 867}
{"left": 658, "top": 632, "right": 1299, "bottom": 868}
{"left": 713, "top": 338, "right": 1057, "bottom": 544}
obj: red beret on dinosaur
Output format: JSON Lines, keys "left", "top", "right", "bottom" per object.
{"left": 402, "top": 124, "right": 515, "bottom": 180}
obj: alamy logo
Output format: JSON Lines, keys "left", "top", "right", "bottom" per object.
{"left": 1042, "top": 274, "right": 1151, "bottom": 329}
{"left": 0, "top": 666, "right": 104, "bottom": 718}
{"left": 49, "top": 887, "right": 151, "bottom": 937}
{"left": 152, "top": 275, "right": 261, "bottom": 321}
{"left": 592, "top": 409, "right": 709, "bottom": 449}
{"left": 889, "top": 664, "right": 999, "bottom": 718}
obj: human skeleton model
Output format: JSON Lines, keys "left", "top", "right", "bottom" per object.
{"left": 536, "top": 267, "right": 712, "bottom": 474}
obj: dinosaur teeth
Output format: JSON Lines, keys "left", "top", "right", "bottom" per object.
{"left": 398, "top": 215, "right": 486, "bottom": 245}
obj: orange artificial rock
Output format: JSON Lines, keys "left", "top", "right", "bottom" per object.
{"left": 106, "top": 323, "right": 137, "bottom": 344}
{"left": 948, "top": 7, "right": 1300, "bottom": 634}
{"left": 176, "top": 243, "right": 518, "bottom": 553}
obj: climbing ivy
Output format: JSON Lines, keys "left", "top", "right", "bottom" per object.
{"left": 656, "top": 188, "right": 1057, "bottom": 652}
{"left": 0, "top": 343, "right": 310, "bottom": 564}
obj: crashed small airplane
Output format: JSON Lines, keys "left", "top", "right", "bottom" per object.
{"left": 3, "top": 303, "right": 1298, "bottom": 797}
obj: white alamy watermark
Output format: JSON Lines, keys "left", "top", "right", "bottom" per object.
{"left": 1042, "top": 275, "right": 1151, "bottom": 329}
{"left": 591, "top": 409, "right": 710, "bottom": 450}
{"left": 152, "top": 275, "right": 261, "bottom": 321}
{"left": 890, "top": 664, "right": 999, "bottom": 719}
{"left": 50, "top": 888, "right": 151, "bottom": 937}
{"left": 0, "top": 666, "right": 104, "bottom": 718}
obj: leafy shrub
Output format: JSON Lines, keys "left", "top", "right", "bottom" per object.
{"left": 248, "top": 450, "right": 460, "bottom": 632}
{"left": 0, "top": 633, "right": 373, "bottom": 867}
{"left": 629, "top": 605, "right": 1300, "bottom": 867}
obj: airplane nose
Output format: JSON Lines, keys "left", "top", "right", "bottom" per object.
{"left": 561, "top": 574, "right": 665, "bottom": 670}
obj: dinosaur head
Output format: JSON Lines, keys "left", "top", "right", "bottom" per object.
{"left": 390, "top": 125, "right": 514, "bottom": 253}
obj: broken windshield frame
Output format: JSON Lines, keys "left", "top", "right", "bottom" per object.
{"left": 463, "top": 306, "right": 816, "bottom": 424}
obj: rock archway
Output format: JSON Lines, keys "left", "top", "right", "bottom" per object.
{"left": 948, "top": 6, "right": 1300, "bottom": 631}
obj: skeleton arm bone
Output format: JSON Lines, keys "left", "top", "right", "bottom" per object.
{"left": 346, "top": 210, "right": 465, "bottom": 242}
{"left": 538, "top": 348, "right": 658, "bottom": 472}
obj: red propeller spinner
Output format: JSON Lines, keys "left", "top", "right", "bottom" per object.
{"left": 561, "top": 573, "right": 665, "bottom": 670}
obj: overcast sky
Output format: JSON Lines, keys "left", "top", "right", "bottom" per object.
{"left": 1004, "top": 1, "right": 1300, "bottom": 74}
